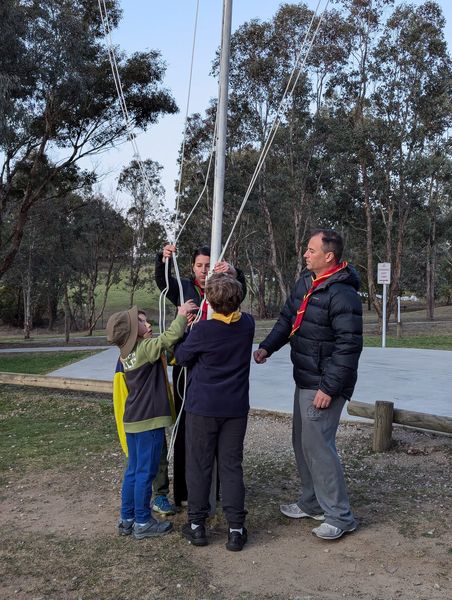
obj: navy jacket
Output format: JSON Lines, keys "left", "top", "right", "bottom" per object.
{"left": 260, "top": 265, "right": 363, "bottom": 399}
{"left": 174, "top": 313, "right": 255, "bottom": 417}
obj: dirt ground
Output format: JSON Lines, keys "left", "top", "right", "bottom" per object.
{"left": 1, "top": 409, "right": 451, "bottom": 600}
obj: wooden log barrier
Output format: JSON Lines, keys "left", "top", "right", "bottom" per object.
{"left": 348, "top": 400, "right": 452, "bottom": 436}
{"left": 0, "top": 371, "right": 112, "bottom": 395}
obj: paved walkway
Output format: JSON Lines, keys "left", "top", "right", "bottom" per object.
{"left": 44, "top": 344, "right": 452, "bottom": 420}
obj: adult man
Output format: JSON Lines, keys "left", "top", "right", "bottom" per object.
{"left": 254, "top": 229, "right": 363, "bottom": 540}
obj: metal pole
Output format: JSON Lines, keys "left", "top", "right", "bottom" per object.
{"left": 382, "top": 284, "right": 387, "bottom": 348}
{"left": 208, "top": 0, "right": 233, "bottom": 516}
{"left": 210, "top": 0, "right": 233, "bottom": 268}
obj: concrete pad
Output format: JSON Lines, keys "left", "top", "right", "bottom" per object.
{"left": 48, "top": 345, "right": 452, "bottom": 420}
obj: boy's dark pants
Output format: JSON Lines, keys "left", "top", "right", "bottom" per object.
{"left": 185, "top": 412, "right": 248, "bottom": 528}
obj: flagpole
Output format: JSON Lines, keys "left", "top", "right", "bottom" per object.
{"left": 210, "top": 0, "right": 233, "bottom": 268}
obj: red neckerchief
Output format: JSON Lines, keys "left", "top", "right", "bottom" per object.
{"left": 289, "top": 261, "right": 348, "bottom": 338}
{"left": 194, "top": 279, "right": 208, "bottom": 321}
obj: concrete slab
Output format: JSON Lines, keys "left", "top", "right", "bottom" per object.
{"left": 48, "top": 344, "right": 452, "bottom": 420}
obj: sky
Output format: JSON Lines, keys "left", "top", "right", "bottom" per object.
{"left": 90, "top": 0, "right": 452, "bottom": 211}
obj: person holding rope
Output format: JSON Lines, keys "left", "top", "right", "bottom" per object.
{"left": 155, "top": 244, "right": 247, "bottom": 507}
{"left": 107, "top": 300, "right": 196, "bottom": 539}
{"left": 174, "top": 273, "right": 254, "bottom": 551}
{"left": 112, "top": 309, "right": 178, "bottom": 517}
{"left": 254, "top": 229, "right": 363, "bottom": 540}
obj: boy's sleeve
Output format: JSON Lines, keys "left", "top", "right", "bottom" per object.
{"left": 174, "top": 324, "right": 204, "bottom": 367}
{"left": 141, "top": 314, "right": 187, "bottom": 363}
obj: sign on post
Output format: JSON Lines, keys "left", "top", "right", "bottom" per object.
{"left": 377, "top": 262, "right": 391, "bottom": 285}
{"left": 377, "top": 263, "right": 391, "bottom": 348}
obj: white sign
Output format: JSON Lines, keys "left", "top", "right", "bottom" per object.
{"left": 377, "top": 262, "right": 391, "bottom": 285}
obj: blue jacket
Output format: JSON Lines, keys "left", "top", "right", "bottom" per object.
{"left": 174, "top": 313, "right": 255, "bottom": 417}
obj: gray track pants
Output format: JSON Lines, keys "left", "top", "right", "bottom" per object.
{"left": 292, "top": 387, "right": 356, "bottom": 530}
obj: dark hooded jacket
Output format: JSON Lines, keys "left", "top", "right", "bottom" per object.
{"left": 154, "top": 252, "right": 247, "bottom": 307}
{"left": 259, "top": 264, "right": 363, "bottom": 400}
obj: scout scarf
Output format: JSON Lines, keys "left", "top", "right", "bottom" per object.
{"left": 194, "top": 279, "right": 208, "bottom": 321}
{"left": 289, "top": 261, "right": 348, "bottom": 338}
{"left": 212, "top": 310, "right": 241, "bottom": 324}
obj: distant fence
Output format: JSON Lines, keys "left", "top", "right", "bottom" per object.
{"left": 348, "top": 400, "right": 452, "bottom": 451}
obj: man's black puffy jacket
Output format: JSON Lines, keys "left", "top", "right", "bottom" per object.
{"left": 154, "top": 253, "right": 247, "bottom": 307}
{"left": 259, "top": 265, "right": 363, "bottom": 400}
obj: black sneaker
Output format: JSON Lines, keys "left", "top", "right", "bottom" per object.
{"left": 181, "top": 522, "right": 208, "bottom": 546}
{"left": 226, "top": 527, "right": 248, "bottom": 552}
{"left": 117, "top": 518, "right": 134, "bottom": 536}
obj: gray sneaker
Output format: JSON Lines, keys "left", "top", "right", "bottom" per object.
{"left": 312, "top": 522, "right": 356, "bottom": 540}
{"left": 133, "top": 519, "right": 173, "bottom": 539}
{"left": 117, "top": 518, "right": 134, "bottom": 536}
{"left": 280, "top": 503, "right": 325, "bottom": 520}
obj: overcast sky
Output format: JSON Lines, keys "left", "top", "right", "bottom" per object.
{"left": 89, "top": 0, "right": 452, "bottom": 212}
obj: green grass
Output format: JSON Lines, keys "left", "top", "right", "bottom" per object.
{"left": 0, "top": 351, "right": 100, "bottom": 374}
{"left": 0, "top": 387, "right": 116, "bottom": 476}
{"left": 363, "top": 334, "right": 452, "bottom": 350}
{"left": 93, "top": 278, "right": 162, "bottom": 319}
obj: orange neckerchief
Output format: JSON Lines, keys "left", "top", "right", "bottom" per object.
{"left": 289, "top": 261, "right": 348, "bottom": 338}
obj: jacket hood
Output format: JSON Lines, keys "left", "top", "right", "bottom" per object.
{"left": 303, "top": 263, "right": 361, "bottom": 291}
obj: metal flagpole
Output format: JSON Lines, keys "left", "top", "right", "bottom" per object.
{"left": 209, "top": 0, "right": 233, "bottom": 268}
{"left": 208, "top": 0, "right": 233, "bottom": 516}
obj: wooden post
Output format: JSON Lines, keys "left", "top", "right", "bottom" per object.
{"left": 372, "top": 401, "right": 394, "bottom": 452}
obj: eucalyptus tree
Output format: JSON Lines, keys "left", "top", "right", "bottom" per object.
{"left": 367, "top": 0, "right": 452, "bottom": 318}
{"left": 69, "top": 196, "right": 129, "bottom": 335}
{"left": 219, "top": 3, "right": 352, "bottom": 302}
{"left": 118, "top": 159, "right": 166, "bottom": 307}
{"left": 0, "top": 0, "right": 177, "bottom": 280}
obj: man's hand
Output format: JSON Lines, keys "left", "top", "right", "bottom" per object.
{"left": 313, "top": 389, "right": 332, "bottom": 409}
{"left": 253, "top": 348, "right": 268, "bottom": 364}
{"left": 213, "top": 261, "right": 237, "bottom": 277}
{"left": 178, "top": 300, "right": 198, "bottom": 317}
{"left": 162, "top": 244, "right": 177, "bottom": 260}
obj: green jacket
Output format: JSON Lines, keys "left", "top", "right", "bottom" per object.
{"left": 122, "top": 315, "right": 187, "bottom": 433}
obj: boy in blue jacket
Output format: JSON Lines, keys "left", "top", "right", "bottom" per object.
{"left": 107, "top": 300, "right": 195, "bottom": 539}
{"left": 174, "top": 273, "right": 255, "bottom": 551}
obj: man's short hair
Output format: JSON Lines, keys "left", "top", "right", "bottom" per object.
{"left": 311, "top": 228, "right": 343, "bottom": 262}
{"left": 206, "top": 273, "right": 243, "bottom": 315}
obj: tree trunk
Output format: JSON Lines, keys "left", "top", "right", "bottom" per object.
{"left": 63, "top": 282, "right": 71, "bottom": 344}
{"left": 258, "top": 176, "right": 288, "bottom": 303}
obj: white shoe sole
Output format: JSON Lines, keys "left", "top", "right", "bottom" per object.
{"left": 280, "top": 506, "right": 325, "bottom": 520}
{"left": 312, "top": 525, "right": 357, "bottom": 540}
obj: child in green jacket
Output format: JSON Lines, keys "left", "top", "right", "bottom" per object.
{"left": 107, "top": 301, "right": 195, "bottom": 539}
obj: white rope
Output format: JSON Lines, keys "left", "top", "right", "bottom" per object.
{"left": 218, "top": 0, "right": 330, "bottom": 262}
{"left": 175, "top": 0, "right": 200, "bottom": 221}
{"left": 175, "top": 112, "right": 218, "bottom": 243}
{"left": 98, "top": 0, "right": 175, "bottom": 239}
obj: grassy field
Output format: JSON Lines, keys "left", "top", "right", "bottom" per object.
{"left": 363, "top": 334, "right": 452, "bottom": 350}
{"left": 0, "top": 351, "right": 99, "bottom": 374}
{"left": 0, "top": 387, "right": 115, "bottom": 477}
